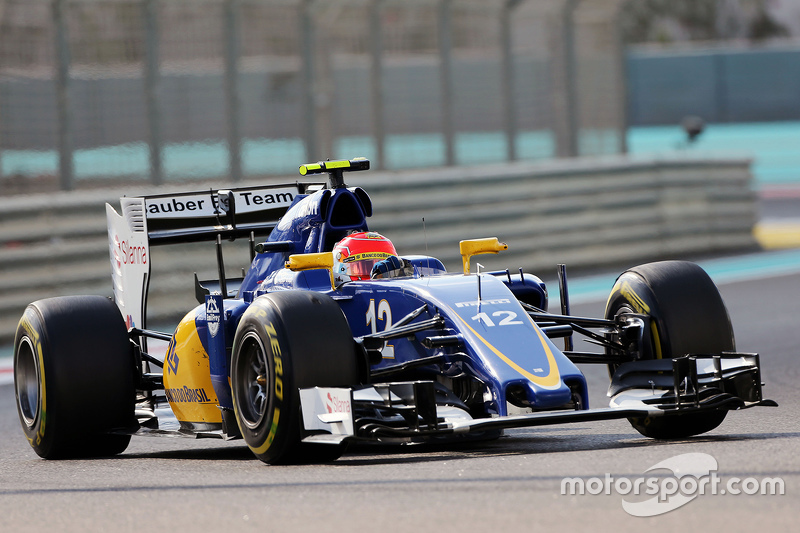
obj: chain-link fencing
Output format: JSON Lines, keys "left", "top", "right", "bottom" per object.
{"left": 0, "top": 0, "right": 627, "bottom": 192}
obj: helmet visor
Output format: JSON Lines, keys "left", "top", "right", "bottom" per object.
{"left": 342, "top": 252, "right": 396, "bottom": 279}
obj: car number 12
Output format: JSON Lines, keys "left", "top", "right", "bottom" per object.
{"left": 366, "top": 299, "right": 392, "bottom": 334}
{"left": 471, "top": 310, "right": 523, "bottom": 327}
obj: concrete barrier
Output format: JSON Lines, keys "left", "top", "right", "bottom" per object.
{"left": 0, "top": 154, "right": 757, "bottom": 344}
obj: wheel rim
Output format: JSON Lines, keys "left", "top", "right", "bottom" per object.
{"left": 15, "top": 336, "right": 40, "bottom": 428}
{"left": 237, "top": 332, "right": 270, "bottom": 429}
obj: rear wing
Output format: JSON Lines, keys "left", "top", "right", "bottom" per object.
{"left": 106, "top": 182, "right": 322, "bottom": 330}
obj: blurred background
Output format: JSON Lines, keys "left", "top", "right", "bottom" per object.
{"left": 1, "top": 0, "right": 797, "bottom": 193}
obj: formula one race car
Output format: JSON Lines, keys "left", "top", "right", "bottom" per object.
{"left": 13, "top": 158, "right": 776, "bottom": 463}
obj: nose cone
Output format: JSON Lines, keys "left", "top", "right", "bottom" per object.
{"left": 506, "top": 379, "right": 574, "bottom": 410}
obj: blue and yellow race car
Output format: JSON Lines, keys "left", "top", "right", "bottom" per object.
{"left": 13, "top": 158, "right": 776, "bottom": 463}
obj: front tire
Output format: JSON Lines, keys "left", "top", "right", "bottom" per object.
{"left": 605, "top": 261, "right": 734, "bottom": 439}
{"left": 14, "top": 296, "right": 136, "bottom": 458}
{"left": 231, "top": 291, "right": 359, "bottom": 464}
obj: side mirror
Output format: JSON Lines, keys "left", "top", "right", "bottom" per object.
{"left": 459, "top": 237, "right": 508, "bottom": 275}
{"left": 285, "top": 252, "right": 336, "bottom": 290}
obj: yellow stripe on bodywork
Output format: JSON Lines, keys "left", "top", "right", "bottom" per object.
{"left": 453, "top": 310, "right": 561, "bottom": 388}
{"left": 162, "top": 313, "right": 222, "bottom": 424}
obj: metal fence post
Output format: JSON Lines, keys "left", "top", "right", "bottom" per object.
{"left": 224, "top": 0, "right": 242, "bottom": 182}
{"left": 53, "top": 0, "right": 74, "bottom": 191}
{"left": 714, "top": 52, "right": 729, "bottom": 123}
{"left": 438, "top": 0, "right": 455, "bottom": 166}
{"left": 300, "top": 0, "right": 318, "bottom": 162}
{"left": 612, "top": 0, "right": 628, "bottom": 153}
{"left": 143, "top": 0, "right": 163, "bottom": 186}
{"left": 501, "top": 0, "right": 522, "bottom": 162}
{"left": 370, "top": 0, "right": 385, "bottom": 170}
{"left": 551, "top": 0, "right": 579, "bottom": 158}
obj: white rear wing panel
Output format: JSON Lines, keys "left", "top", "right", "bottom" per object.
{"left": 105, "top": 182, "right": 320, "bottom": 328}
{"left": 141, "top": 185, "right": 309, "bottom": 244}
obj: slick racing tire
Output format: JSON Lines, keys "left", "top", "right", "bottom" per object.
{"left": 14, "top": 296, "right": 136, "bottom": 458}
{"left": 605, "top": 261, "right": 734, "bottom": 439}
{"left": 231, "top": 291, "right": 359, "bottom": 464}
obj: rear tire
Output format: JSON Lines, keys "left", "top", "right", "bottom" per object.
{"left": 231, "top": 291, "right": 359, "bottom": 464}
{"left": 14, "top": 296, "right": 136, "bottom": 458}
{"left": 605, "top": 261, "right": 734, "bottom": 439}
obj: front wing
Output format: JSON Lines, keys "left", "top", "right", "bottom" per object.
{"left": 299, "top": 353, "right": 777, "bottom": 445}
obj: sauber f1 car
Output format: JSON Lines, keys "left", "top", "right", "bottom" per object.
{"left": 13, "top": 158, "right": 776, "bottom": 463}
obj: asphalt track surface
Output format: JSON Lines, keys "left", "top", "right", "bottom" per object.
{"left": 0, "top": 261, "right": 797, "bottom": 533}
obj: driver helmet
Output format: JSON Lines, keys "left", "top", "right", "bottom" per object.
{"left": 332, "top": 231, "right": 398, "bottom": 285}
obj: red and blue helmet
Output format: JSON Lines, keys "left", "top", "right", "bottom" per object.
{"left": 332, "top": 232, "right": 398, "bottom": 285}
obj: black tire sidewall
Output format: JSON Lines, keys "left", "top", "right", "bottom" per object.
{"left": 605, "top": 261, "right": 735, "bottom": 439}
{"left": 15, "top": 305, "right": 57, "bottom": 457}
{"left": 14, "top": 296, "right": 135, "bottom": 458}
{"left": 231, "top": 291, "right": 359, "bottom": 464}
{"left": 230, "top": 298, "right": 296, "bottom": 463}
{"left": 606, "top": 261, "right": 735, "bottom": 360}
